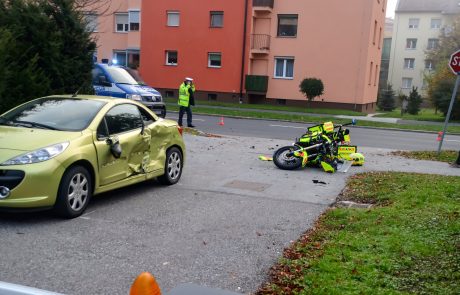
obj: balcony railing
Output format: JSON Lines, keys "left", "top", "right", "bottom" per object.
{"left": 245, "top": 75, "right": 268, "bottom": 93}
{"left": 253, "top": 0, "right": 274, "bottom": 8}
{"left": 251, "top": 34, "right": 270, "bottom": 52}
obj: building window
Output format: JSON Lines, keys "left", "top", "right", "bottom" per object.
{"left": 406, "top": 38, "right": 417, "bottom": 49}
{"left": 83, "top": 12, "right": 98, "bottom": 32}
{"left": 165, "top": 91, "right": 174, "bottom": 98}
{"left": 425, "top": 60, "right": 435, "bottom": 70}
{"left": 274, "top": 57, "right": 294, "bottom": 79}
{"left": 129, "top": 11, "right": 140, "bottom": 31}
{"left": 115, "top": 13, "right": 129, "bottom": 32}
{"left": 208, "top": 53, "right": 222, "bottom": 68}
{"left": 369, "top": 62, "right": 373, "bottom": 85}
{"left": 277, "top": 15, "right": 298, "bottom": 37}
{"left": 374, "top": 64, "right": 378, "bottom": 86}
{"left": 210, "top": 11, "right": 223, "bottom": 28}
{"left": 427, "top": 38, "right": 439, "bottom": 50}
{"left": 165, "top": 51, "right": 178, "bottom": 65}
{"left": 431, "top": 18, "right": 442, "bottom": 29}
{"left": 404, "top": 58, "right": 415, "bottom": 69}
{"left": 113, "top": 51, "right": 127, "bottom": 66}
{"left": 276, "top": 99, "right": 287, "bottom": 105}
{"left": 408, "top": 18, "right": 419, "bottom": 29}
{"left": 208, "top": 93, "right": 217, "bottom": 101}
{"left": 373, "top": 20, "right": 377, "bottom": 44}
{"left": 167, "top": 11, "right": 180, "bottom": 27}
{"left": 402, "top": 78, "right": 413, "bottom": 89}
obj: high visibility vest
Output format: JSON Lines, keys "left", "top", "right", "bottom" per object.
{"left": 178, "top": 83, "right": 190, "bottom": 107}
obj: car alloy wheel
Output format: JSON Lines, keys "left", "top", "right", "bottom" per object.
{"left": 167, "top": 151, "right": 181, "bottom": 181}
{"left": 67, "top": 173, "right": 89, "bottom": 211}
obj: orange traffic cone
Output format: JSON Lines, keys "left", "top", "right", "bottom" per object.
{"left": 437, "top": 131, "right": 443, "bottom": 141}
{"left": 130, "top": 272, "right": 161, "bottom": 295}
{"left": 218, "top": 116, "right": 225, "bottom": 126}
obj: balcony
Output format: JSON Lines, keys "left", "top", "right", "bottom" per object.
{"left": 245, "top": 75, "right": 268, "bottom": 93}
{"left": 251, "top": 34, "right": 270, "bottom": 54}
{"left": 253, "top": 0, "right": 274, "bottom": 12}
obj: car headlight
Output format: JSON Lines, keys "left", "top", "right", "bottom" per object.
{"left": 127, "top": 94, "right": 142, "bottom": 101}
{"left": 155, "top": 95, "right": 163, "bottom": 102}
{"left": 1, "top": 142, "right": 70, "bottom": 166}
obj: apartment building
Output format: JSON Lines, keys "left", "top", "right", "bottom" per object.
{"left": 84, "top": 0, "right": 142, "bottom": 67}
{"left": 140, "top": 0, "right": 386, "bottom": 112}
{"left": 388, "top": 0, "right": 460, "bottom": 96}
{"left": 379, "top": 18, "right": 394, "bottom": 89}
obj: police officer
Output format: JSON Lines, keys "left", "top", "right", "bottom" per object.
{"left": 178, "top": 77, "right": 195, "bottom": 128}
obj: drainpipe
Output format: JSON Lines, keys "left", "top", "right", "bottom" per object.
{"left": 239, "top": 0, "right": 249, "bottom": 102}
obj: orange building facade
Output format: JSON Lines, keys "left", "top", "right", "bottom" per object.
{"left": 140, "top": 0, "right": 386, "bottom": 112}
{"left": 85, "top": 0, "right": 142, "bottom": 67}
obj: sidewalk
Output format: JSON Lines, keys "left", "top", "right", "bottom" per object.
{"left": 166, "top": 103, "right": 460, "bottom": 126}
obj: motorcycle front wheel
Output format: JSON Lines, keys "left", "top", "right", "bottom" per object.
{"left": 273, "top": 146, "right": 303, "bottom": 170}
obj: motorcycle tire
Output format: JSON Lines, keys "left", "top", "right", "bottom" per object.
{"left": 273, "top": 146, "right": 303, "bottom": 170}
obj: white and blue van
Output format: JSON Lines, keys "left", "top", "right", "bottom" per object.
{"left": 92, "top": 63, "right": 166, "bottom": 118}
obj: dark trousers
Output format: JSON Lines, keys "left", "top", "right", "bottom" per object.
{"left": 178, "top": 106, "right": 192, "bottom": 126}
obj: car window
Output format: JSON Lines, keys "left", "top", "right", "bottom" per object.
{"left": 104, "top": 104, "right": 143, "bottom": 135}
{"left": 104, "top": 66, "right": 138, "bottom": 85}
{"left": 139, "top": 107, "right": 155, "bottom": 125}
{"left": 96, "top": 118, "right": 109, "bottom": 139}
{"left": 1, "top": 98, "right": 106, "bottom": 131}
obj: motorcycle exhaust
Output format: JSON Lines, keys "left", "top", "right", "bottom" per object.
{"left": 0, "top": 186, "right": 10, "bottom": 199}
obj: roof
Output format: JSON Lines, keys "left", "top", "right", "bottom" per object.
{"left": 396, "top": 0, "right": 460, "bottom": 14}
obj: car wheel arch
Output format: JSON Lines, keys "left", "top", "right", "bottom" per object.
{"left": 64, "top": 160, "right": 97, "bottom": 194}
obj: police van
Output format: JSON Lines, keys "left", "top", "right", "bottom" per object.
{"left": 92, "top": 63, "right": 166, "bottom": 118}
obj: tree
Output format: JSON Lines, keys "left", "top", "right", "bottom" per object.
{"left": 0, "top": 0, "right": 96, "bottom": 113}
{"left": 299, "top": 78, "right": 324, "bottom": 107}
{"left": 431, "top": 79, "right": 460, "bottom": 120}
{"left": 377, "top": 84, "right": 396, "bottom": 111}
{"left": 425, "top": 16, "right": 460, "bottom": 116}
{"left": 406, "top": 87, "right": 423, "bottom": 115}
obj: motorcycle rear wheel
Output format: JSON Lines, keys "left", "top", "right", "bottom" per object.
{"left": 273, "top": 146, "right": 303, "bottom": 170}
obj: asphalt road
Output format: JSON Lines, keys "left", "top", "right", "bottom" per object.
{"left": 167, "top": 113, "right": 460, "bottom": 151}
{"left": 1, "top": 125, "right": 460, "bottom": 295}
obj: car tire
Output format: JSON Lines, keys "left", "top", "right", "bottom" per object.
{"left": 54, "top": 165, "right": 92, "bottom": 219}
{"left": 158, "top": 147, "right": 183, "bottom": 185}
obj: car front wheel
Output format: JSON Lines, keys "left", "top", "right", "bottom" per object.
{"left": 158, "top": 147, "right": 183, "bottom": 185}
{"left": 54, "top": 165, "right": 92, "bottom": 218}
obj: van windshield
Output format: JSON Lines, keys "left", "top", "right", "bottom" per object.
{"left": 105, "top": 67, "right": 139, "bottom": 85}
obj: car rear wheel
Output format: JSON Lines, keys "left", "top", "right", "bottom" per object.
{"left": 54, "top": 165, "right": 92, "bottom": 219}
{"left": 158, "top": 147, "right": 183, "bottom": 185}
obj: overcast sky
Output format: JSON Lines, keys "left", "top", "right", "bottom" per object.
{"left": 386, "top": 0, "right": 398, "bottom": 18}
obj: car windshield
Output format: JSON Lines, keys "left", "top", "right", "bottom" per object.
{"left": 105, "top": 66, "right": 139, "bottom": 85}
{"left": 1, "top": 98, "right": 106, "bottom": 131}
{"left": 124, "top": 68, "right": 146, "bottom": 85}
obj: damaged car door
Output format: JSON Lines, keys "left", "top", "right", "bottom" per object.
{"left": 94, "top": 104, "right": 151, "bottom": 186}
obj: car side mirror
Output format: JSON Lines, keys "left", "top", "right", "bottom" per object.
{"left": 98, "top": 76, "right": 112, "bottom": 87}
{"left": 106, "top": 137, "right": 122, "bottom": 158}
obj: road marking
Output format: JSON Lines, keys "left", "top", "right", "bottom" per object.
{"left": 446, "top": 139, "right": 460, "bottom": 143}
{"left": 270, "top": 124, "right": 306, "bottom": 129}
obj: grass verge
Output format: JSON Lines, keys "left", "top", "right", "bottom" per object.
{"left": 375, "top": 108, "right": 460, "bottom": 123}
{"left": 167, "top": 105, "right": 460, "bottom": 133}
{"left": 390, "top": 150, "right": 458, "bottom": 163}
{"left": 257, "top": 172, "right": 460, "bottom": 295}
{"left": 164, "top": 98, "right": 365, "bottom": 116}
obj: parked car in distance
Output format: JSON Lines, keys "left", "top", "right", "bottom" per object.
{"left": 0, "top": 95, "right": 184, "bottom": 218}
{"left": 92, "top": 63, "right": 166, "bottom": 118}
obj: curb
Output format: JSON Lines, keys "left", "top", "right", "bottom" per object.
{"left": 167, "top": 111, "right": 460, "bottom": 136}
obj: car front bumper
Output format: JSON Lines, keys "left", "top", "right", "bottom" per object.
{"left": 141, "top": 102, "right": 167, "bottom": 118}
{"left": 0, "top": 159, "right": 65, "bottom": 209}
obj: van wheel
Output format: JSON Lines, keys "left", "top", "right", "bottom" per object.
{"left": 54, "top": 166, "right": 92, "bottom": 219}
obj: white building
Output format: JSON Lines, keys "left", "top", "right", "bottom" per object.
{"left": 388, "top": 0, "right": 460, "bottom": 96}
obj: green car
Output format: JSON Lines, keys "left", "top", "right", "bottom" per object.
{"left": 0, "top": 95, "right": 185, "bottom": 218}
